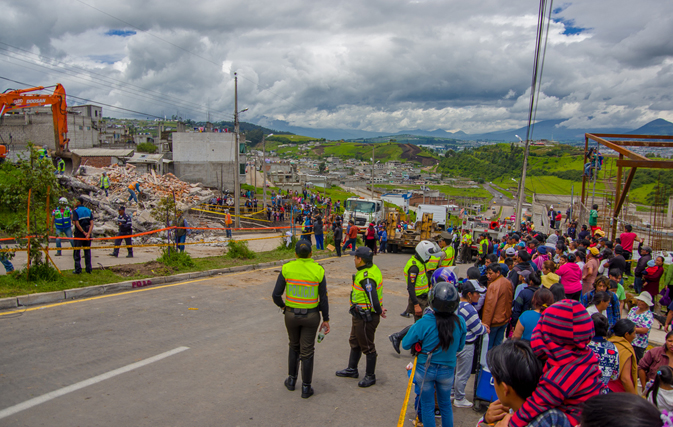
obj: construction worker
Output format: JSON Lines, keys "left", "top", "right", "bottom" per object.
{"left": 173, "top": 212, "right": 190, "bottom": 252}
{"left": 128, "top": 179, "right": 141, "bottom": 204}
{"left": 38, "top": 145, "right": 48, "bottom": 159}
{"left": 100, "top": 172, "right": 111, "bottom": 197}
{"left": 271, "top": 240, "right": 330, "bottom": 399}
{"left": 224, "top": 209, "right": 233, "bottom": 238}
{"left": 109, "top": 206, "right": 133, "bottom": 258}
{"left": 52, "top": 197, "right": 73, "bottom": 256}
{"left": 336, "top": 246, "right": 386, "bottom": 387}
{"left": 438, "top": 230, "right": 455, "bottom": 267}
{"left": 477, "top": 233, "right": 489, "bottom": 265}
{"left": 56, "top": 157, "right": 65, "bottom": 175}
{"left": 72, "top": 197, "right": 94, "bottom": 274}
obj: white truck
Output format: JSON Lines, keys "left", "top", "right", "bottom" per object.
{"left": 416, "top": 204, "right": 449, "bottom": 230}
{"left": 343, "top": 197, "right": 384, "bottom": 227}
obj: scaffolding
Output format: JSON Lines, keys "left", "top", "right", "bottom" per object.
{"left": 581, "top": 133, "right": 673, "bottom": 248}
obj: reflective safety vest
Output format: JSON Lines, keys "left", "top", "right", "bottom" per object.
{"left": 225, "top": 213, "right": 232, "bottom": 225}
{"left": 282, "top": 258, "right": 325, "bottom": 309}
{"left": 351, "top": 264, "right": 383, "bottom": 312}
{"left": 478, "top": 238, "right": 488, "bottom": 255}
{"left": 57, "top": 158, "right": 65, "bottom": 172}
{"left": 440, "top": 245, "right": 455, "bottom": 267}
{"left": 426, "top": 255, "right": 441, "bottom": 272}
{"left": 100, "top": 176, "right": 110, "bottom": 189}
{"left": 404, "top": 257, "right": 429, "bottom": 296}
{"left": 38, "top": 148, "right": 47, "bottom": 159}
{"left": 52, "top": 207, "right": 72, "bottom": 229}
{"left": 128, "top": 181, "right": 138, "bottom": 190}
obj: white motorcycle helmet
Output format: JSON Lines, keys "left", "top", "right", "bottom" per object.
{"left": 58, "top": 197, "right": 68, "bottom": 205}
{"left": 415, "top": 240, "right": 443, "bottom": 263}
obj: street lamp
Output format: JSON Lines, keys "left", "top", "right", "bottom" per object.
{"left": 515, "top": 134, "right": 523, "bottom": 143}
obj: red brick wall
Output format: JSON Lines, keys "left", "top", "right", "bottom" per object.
{"left": 409, "top": 195, "right": 448, "bottom": 206}
{"left": 80, "top": 156, "right": 112, "bottom": 168}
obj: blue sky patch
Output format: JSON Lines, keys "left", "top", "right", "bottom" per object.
{"left": 105, "top": 29, "right": 136, "bottom": 37}
{"left": 88, "top": 54, "right": 124, "bottom": 64}
{"left": 553, "top": 18, "right": 588, "bottom": 35}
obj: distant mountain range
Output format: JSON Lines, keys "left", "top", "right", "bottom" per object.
{"left": 255, "top": 118, "right": 673, "bottom": 142}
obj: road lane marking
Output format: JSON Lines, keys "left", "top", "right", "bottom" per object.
{"left": 0, "top": 256, "right": 339, "bottom": 317}
{"left": 0, "top": 346, "right": 190, "bottom": 420}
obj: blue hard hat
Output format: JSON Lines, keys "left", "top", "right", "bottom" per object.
{"left": 431, "top": 267, "right": 458, "bottom": 287}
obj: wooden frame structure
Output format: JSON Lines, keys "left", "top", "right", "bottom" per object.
{"left": 582, "top": 133, "right": 673, "bottom": 237}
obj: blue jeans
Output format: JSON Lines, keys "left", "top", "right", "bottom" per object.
{"left": 315, "top": 234, "right": 324, "bottom": 250}
{"left": 488, "top": 324, "right": 507, "bottom": 350}
{"left": 380, "top": 241, "right": 387, "bottom": 253}
{"left": 0, "top": 245, "right": 13, "bottom": 273}
{"left": 414, "top": 363, "right": 455, "bottom": 427}
{"left": 226, "top": 227, "right": 232, "bottom": 238}
{"left": 634, "top": 277, "right": 643, "bottom": 294}
{"left": 101, "top": 187, "right": 108, "bottom": 197}
{"left": 128, "top": 188, "right": 138, "bottom": 203}
{"left": 176, "top": 234, "right": 186, "bottom": 252}
{"left": 342, "top": 238, "right": 356, "bottom": 252}
{"left": 55, "top": 227, "right": 73, "bottom": 255}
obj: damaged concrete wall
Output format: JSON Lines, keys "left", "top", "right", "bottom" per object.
{"left": 172, "top": 132, "right": 246, "bottom": 189}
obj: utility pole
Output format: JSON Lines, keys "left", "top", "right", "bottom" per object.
{"left": 234, "top": 73, "right": 241, "bottom": 228}
{"left": 515, "top": 136, "right": 530, "bottom": 229}
{"left": 262, "top": 133, "right": 272, "bottom": 208}
{"left": 370, "top": 145, "right": 375, "bottom": 199}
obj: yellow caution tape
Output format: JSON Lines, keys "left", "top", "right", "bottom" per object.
{"left": 397, "top": 357, "right": 418, "bottom": 427}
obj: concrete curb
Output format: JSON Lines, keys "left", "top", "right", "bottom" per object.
{"left": 5, "top": 253, "right": 337, "bottom": 310}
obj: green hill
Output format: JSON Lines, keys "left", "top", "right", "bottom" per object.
{"left": 439, "top": 143, "right": 670, "bottom": 205}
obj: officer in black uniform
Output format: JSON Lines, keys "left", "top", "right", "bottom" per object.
{"left": 72, "top": 197, "right": 94, "bottom": 274}
{"left": 110, "top": 206, "right": 133, "bottom": 258}
{"left": 336, "top": 246, "right": 387, "bottom": 387}
{"left": 272, "top": 240, "right": 329, "bottom": 398}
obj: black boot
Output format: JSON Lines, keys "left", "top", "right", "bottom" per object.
{"left": 335, "top": 348, "right": 361, "bottom": 378}
{"left": 301, "top": 356, "right": 314, "bottom": 398}
{"left": 389, "top": 325, "right": 411, "bottom": 354}
{"left": 284, "top": 348, "right": 300, "bottom": 391}
{"left": 358, "top": 353, "right": 377, "bottom": 387}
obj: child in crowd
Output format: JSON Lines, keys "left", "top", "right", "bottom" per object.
{"left": 478, "top": 340, "right": 571, "bottom": 427}
{"left": 507, "top": 300, "right": 602, "bottom": 427}
{"left": 581, "top": 393, "right": 666, "bottom": 427}
{"left": 647, "top": 366, "right": 673, "bottom": 411}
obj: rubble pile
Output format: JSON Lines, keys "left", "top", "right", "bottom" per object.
{"left": 59, "top": 164, "right": 216, "bottom": 237}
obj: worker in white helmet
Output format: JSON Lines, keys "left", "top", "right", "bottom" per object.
{"left": 51, "top": 197, "right": 73, "bottom": 256}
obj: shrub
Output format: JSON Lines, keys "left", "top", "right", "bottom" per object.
{"left": 157, "top": 248, "right": 195, "bottom": 268}
{"left": 225, "top": 239, "right": 256, "bottom": 259}
{"left": 136, "top": 142, "right": 158, "bottom": 153}
{"left": 277, "top": 235, "right": 299, "bottom": 252}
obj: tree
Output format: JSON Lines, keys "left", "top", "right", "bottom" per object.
{"left": 0, "top": 144, "right": 63, "bottom": 279}
{"left": 318, "top": 162, "right": 326, "bottom": 173}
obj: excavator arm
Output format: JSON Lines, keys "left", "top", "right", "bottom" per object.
{"left": 0, "top": 84, "right": 69, "bottom": 158}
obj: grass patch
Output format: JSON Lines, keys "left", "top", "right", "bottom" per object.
{"left": 0, "top": 244, "right": 332, "bottom": 298}
{"left": 157, "top": 248, "right": 195, "bottom": 268}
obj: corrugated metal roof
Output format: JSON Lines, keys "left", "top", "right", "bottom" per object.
{"left": 71, "top": 148, "right": 134, "bottom": 157}
{"left": 126, "top": 153, "right": 165, "bottom": 163}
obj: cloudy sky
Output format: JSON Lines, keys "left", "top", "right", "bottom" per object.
{"left": 1, "top": 0, "right": 672, "bottom": 135}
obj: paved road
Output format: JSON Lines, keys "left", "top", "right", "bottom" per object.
{"left": 0, "top": 254, "right": 483, "bottom": 427}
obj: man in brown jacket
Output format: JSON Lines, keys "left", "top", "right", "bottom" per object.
{"left": 482, "top": 263, "right": 513, "bottom": 350}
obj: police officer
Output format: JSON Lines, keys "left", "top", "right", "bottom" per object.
{"left": 389, "top": 240, "right": 442, "bottom": 353}
{"left": 272, "top": 240, "right": 329, "bottom": 399}
{"left": 477, "top": 233, "right": 489, "bottom": 266}
{"left": 437, "top": 230, "right": 456, "bottom": 267}
{"left": 72, "top": 197, "right": 94, "bottom": 274}
{"left": 110, "top": 206, "right": 133, "bottom": 258}
{"left": 52, "top": 197, "right": 72, "bottom": 256}
{"left": 336, "top": 246, "right": 387, "bottom": 387}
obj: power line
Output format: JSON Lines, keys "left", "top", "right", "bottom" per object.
{"left": 0, "top": 51, "right": 231, "bottom": 121}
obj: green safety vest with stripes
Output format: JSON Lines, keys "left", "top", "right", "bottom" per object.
{"left": 52, "top": 207, "right": 72, "bottom": 229}
{"left": 282, "top": 258, "right": 325, "bottom": 309}
{"left": 100, "top": 176, "right": 110, "bottom": 189}
{"left": 478, "top": 238, "right": 488, "bottom": 255}
{"left": 57, "top": 158, "right": 65, "bottom": 172}
{"left": 351, "top": 264, "right": 383, "bottom": 312}
{"left": 426, "top": 254, "right": 441, "bottom": 272}
{"left": 404, "top": 257, "right": 429, "bottom": 297}
{"left": 440, "top": 245, "right": 455, "bottom": 267}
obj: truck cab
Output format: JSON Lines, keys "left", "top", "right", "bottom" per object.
{"left": 343, "top": 197, "right": 383, "bottom": 227}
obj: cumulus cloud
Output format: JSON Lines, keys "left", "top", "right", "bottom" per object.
{"left": 0, "top": 0, "right": 672, "bottom": 134}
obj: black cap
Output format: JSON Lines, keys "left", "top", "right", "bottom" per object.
{"left": 460, "top": 281, "right": 486, "bottom": 294}
{"left": 350, "top": 246, "right": 374, "bottom": 262}
{"left": 119, "top": 206, "right": 126, "bottom": 211}
{"left": 295, "top": 240, "right": 312, "bottom": 257}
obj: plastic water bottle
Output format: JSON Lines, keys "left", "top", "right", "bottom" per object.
{"left": 317, "top": 326, "right": 326, "bottom": 343}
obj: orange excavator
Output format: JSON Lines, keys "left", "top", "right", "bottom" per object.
{"left": 0, "top": 83, "right": 69, "bottom": 161}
